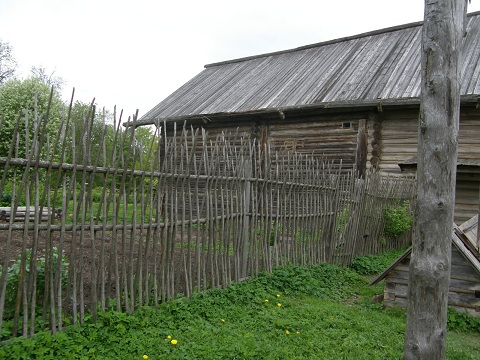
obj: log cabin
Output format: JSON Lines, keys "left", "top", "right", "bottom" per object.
{"left": 135, "top": 11, "right": 480, "bottom": 224}
{"left": 370, "top": 216, "right": 480, "bottom": 317}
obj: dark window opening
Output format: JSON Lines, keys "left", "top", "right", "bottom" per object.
{"left": 475, "top": 290, "right": 480, "bottom": 298}
{"left": 342, "top": 122, "right": 351, "bottom": 129}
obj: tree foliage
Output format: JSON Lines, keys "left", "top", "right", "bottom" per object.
{"left": 0, "top": 39, "right": 159, "bottom": 185}
{"left": 0, "top": 77, "right": 63, "bottom": 158}
{"left": 62, "top": 102, "right": 159, "bottom": 188}
{"left": 383, "top": 201, "right": 413, "bottom": 238}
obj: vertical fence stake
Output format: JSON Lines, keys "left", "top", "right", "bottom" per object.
{"left": 0, "top": 119, "right": 418, "bottom": 340}
{"left": 240, "top": 160, "right": 252, "bottom": 279}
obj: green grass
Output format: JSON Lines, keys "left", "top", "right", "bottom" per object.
{"left": 348, "top": 247, "right": 409, "bottom": 275}
{"left": 1, "top": 262, "right": 478, "bottom": 359}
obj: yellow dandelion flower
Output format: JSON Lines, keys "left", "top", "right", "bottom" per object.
{"left": 264, "top": 299, "right": 269, "bottom": 303}
{"left": 167, "top": 335, "right": 172, "bottom": 339}
{"left": 171, "top": 339, "right": 178, "bottom": 345}
{"left": 296, "top": 331, "right": 300, "bottom": 334}
{"left": 143, "top": 355, "right": 148, "bottom": 360}
{"left": 277, "top": 303, "right": 282, "bottom": 307}
{"left": 285, "top": 330, "right": 290, "bottom": 335}
{"left": 276, "top": 294, "right": 281, "bottom": 298}
{"left": 221, "top": 319, "right": 225, "bottom": 323}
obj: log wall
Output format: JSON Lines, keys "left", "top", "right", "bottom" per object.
{"left": 369, "top": 107, "right": 480, "bottom": 172}
{"left": 370, "top": 106, "right": 480, "bottom": 224}
{"left": 267, "top": 113, "right": 363, "bottom": 169}
{"left": 178, "top": 105, "right": 479, "bottom": 223}
{"left": 188, "top": 112, "right": 368, "bottom": 173}
{"left": 455, "top": 173, "right": 480, "bottom": 224}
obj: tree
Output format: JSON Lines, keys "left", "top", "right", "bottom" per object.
{"left": 132, "top": 126, "right": 159, "bottom": 170}
{"left": 30, "top": 66, "right": 65, "bottom": 92}
{"left": 0, "top": 40, "right": 17, "bottom": 84}
{"left": 403, "top": 1, "right": 467, "bottom": 359}
{"left": 0, "top": 77, "right": 63, "bottom": 159}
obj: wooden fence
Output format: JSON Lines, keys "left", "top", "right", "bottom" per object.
{"left": 0, "top": 109, "right": 416, "bottom": 338}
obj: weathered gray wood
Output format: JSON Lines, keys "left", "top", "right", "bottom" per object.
{"left": 449, "top": 276, "right": 480, "bottom": 290}
{"left": 450, "top": 263, "right": 479, "bottom": 280}
{"left": 0, "top": 101, "right": 418, "bottom": 339}
{"left": 355, "top": 118, "right": 368, "bottom": 178}
{"left": 381, "top": 238, "right": 480, "bottom": 317}
{"left": 392, "top": 283, "right": 409, "bottom": 297}
{"left": 458, "top": 214, "right": 479, "bottom": 243}
{"left": 240, "top": 160, "right": 251, "bottom": 279}
{"left": 0, "top": 207, "right": 52, "bottom": 215}
{"left": 387, "top": 268, "right": 410, "bottom": 281}
{"left": 404, "top": 1, "right": 468, "bottom": 358}
{"left": 374, "top": 107, "right": 480, "bottom": 225}
{"left": 478, "top": 182, "right": 480, "bottom": 248}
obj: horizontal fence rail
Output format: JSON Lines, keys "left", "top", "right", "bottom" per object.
{"left": 0, "top": 102, "right": 416, "bottom": 339}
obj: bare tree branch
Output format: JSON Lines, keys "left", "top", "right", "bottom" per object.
{"left": 0, "top": 40, "right": 17, "bottom": 84}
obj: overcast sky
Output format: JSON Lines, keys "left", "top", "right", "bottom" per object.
{"left": 1, "top": 0, "right": 479, "bottom": 119}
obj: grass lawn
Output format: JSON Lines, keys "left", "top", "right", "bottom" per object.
{"left": 1, "top": 256, "right": 479, "bottom": 359}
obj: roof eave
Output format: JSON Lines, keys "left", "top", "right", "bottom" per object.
{"left": 132, "top": 94, "right": 479, "bottom": 128}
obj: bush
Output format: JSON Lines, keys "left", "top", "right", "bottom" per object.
{"left": 0, "top": 181, "right": 63, "bottom": 208}
{"left": 1, "top": 192, "right": 12, "bottom": 206}
{"left": 384, "top": 201, "right": 413, "bottom": 238}
{"left": 91, "top": 187, "right": 106, "bottom": 202}
{"left": 0, "top": 247, "right": 69, "bottom": 322}
{"left": 447, "top": 308, "right": 480, "bottom": 333}
{"left": 336, "top": 205, "right": 350, "bottom": 232}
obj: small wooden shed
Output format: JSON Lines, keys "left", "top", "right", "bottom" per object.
{"left": 370, "top": 216, "right": 480, "bottom": 317}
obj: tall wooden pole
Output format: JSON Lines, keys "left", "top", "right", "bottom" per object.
{"left": 404, "top": 1, "right": 467, "bottom": 359}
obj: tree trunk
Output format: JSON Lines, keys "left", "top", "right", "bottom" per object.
{"left": 404, "top": 1, "right": 467, "bottom": 359}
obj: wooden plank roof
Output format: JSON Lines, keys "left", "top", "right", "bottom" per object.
{"left": 138, "top": 11, "right": 480, "bottom": 126}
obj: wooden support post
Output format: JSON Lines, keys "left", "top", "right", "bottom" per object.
{"left": 404, "top": 1, "right": 467, "bottom": 359}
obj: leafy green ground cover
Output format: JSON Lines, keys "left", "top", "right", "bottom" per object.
{"left": 348, "top": 247, "right": 409, "bottom": 275}
{"left": 1, "top": 261, "right": 479, "bottom": 359}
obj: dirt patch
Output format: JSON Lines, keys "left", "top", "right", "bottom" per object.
{"left": 0, "top": 224, "right": 199, "bottom": 311}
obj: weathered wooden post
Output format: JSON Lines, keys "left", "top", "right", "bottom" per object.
{"left": 240, "top": 160, "right": 252, "bottom": 279}
{"left": 403, "top": 1, "right": 467, "bottom": 359}
{"left": 355, "top": 118, "right": 368, "bottom": 178}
